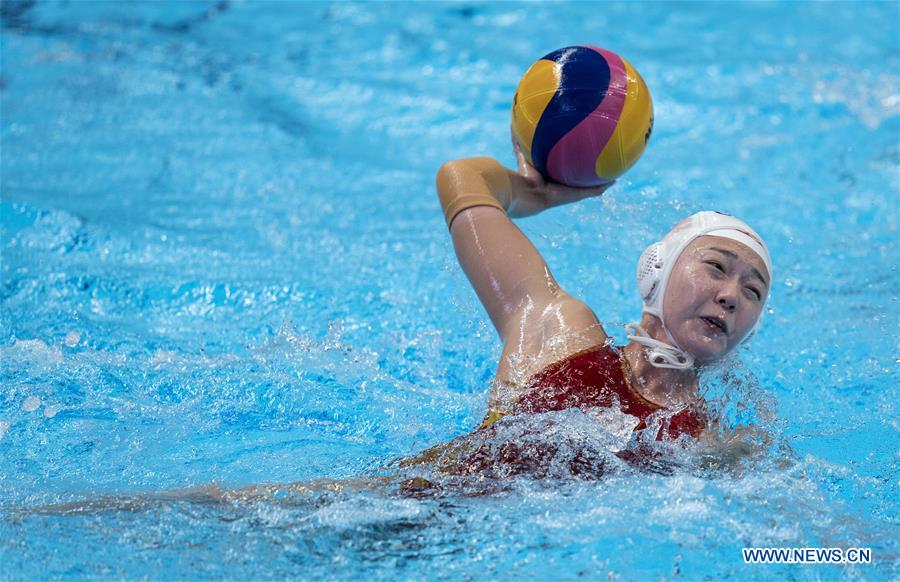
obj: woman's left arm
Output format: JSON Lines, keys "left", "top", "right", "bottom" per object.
{"left": 696, "top": 422, "right": 773, "bottom": 470}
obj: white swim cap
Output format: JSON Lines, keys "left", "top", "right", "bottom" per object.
{"left": 627, "top": 211, "right": 772, "bottom": 369}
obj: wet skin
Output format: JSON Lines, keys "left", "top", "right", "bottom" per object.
{"left": 661, "top": 235, "right": 770, "bottom": 364}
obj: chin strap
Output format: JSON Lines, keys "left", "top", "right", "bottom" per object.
{"left": 625, "top": 323, "right": 695, "bottom": 370}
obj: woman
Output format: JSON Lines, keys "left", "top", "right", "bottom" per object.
{"left": 23, "top": 147, "right": 773, "bottom": 514}
{"left": 402, "top": 142, "right": 772, "bottom": 480}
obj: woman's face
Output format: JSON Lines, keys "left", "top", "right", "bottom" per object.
{"left": 662, "top": 235, "right": 770, "bottom": 364}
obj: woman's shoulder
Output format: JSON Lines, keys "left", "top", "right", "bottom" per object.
{"left": 495, "top": 294, "right": 609, "bottom": 385}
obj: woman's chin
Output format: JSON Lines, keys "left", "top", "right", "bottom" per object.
{"left": 678, "top": 333, "right": 730, "bottom": 364}
{"left": 692, "top": 349, "right": 729, "bottom": 366}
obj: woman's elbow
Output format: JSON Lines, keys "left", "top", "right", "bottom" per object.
{"left": 436, "top": 160, "right": 467, "bottom": 199}
{"left": 435, "top": 159, "right": 475, "bottom": 230}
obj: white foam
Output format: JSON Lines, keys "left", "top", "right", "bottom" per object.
{"left": 313, "top": 496, "right": 424, "bottom": 528}
{"left": 4, "top": 339, "right": 63, "bottom": 366}
{"left": 813, "top": 69, "right": 900, "bottom": 129}
{"left": 584, "top": 407, "right": 641, "bottom": 451}
{"left": 22, "top": 395, "right": 41, "bottom": 412}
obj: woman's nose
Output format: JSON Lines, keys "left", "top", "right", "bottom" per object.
{"left": 716, "top": 284, "right": 738, "bottom": 311}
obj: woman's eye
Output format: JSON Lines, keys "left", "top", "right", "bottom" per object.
{"left": 745, "top": 287, "right": 761, "bottom": 300}
{"left": 706, "top": 261, "right": 725, "bottom": 273}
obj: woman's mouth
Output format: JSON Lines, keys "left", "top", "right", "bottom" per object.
{"left": 701, "top": 316, "right": 728, "bottom": 334}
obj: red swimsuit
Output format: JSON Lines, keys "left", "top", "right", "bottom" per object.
{"left": 508, "top": 344, "right": 707, "bottom": 441}
{"left": 427, "top": 344, "right": 708, "bottom": 478}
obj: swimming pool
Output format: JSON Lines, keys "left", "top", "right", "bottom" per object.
{"left": 1, "top": 0, "right": 897, "bottom": 578}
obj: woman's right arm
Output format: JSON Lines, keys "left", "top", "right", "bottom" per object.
{"left": 436, "top": 150, "right": 613, "bottom": 383}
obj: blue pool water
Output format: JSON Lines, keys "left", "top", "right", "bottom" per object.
{"left": 1, "top": 0, "right": 898, "bottom": 579}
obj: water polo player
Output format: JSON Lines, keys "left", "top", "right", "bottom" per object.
{"left": 394, "top": 47, "right": 774, "bottom": 479}
{"left": 404, "top": 145, "right": 772, "bottom": 479}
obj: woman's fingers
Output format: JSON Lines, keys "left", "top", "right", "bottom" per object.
{"left": 511, "top": 133, "right": 532, "bottom": 176}
{"left": 511, "top": 137, "right": 547, "bottom": 184}
{"left": 546, "top": 180, "right": 615, "bottom": 203}
{"left": 510, "top": 133, "right": 614, "bottom": 208}
{"left": 515, "top": 150, "right": 546, "bottom": 186}
{"left": 513, "top": 143, "right": 529, "bottom": 176}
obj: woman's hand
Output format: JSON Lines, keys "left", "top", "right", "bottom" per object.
{"left": 505, "top": 136, "right": 615, "bottom": 218}
{"left": 696, "top": 423, "right": 772, "bottom": 472}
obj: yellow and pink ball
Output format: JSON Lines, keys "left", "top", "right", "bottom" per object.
{"left": 512, "top": 46, "right": 654, "bottom": 188}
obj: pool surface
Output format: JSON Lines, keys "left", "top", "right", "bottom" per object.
{"left": 1, "top": 1, "right": 898, "bottom": 579}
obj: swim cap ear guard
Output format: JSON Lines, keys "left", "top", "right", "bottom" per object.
{"left": 636, "top": 242, "right": 665, "bottom": 304}
{"left": 627, "top": 211, "right": 772, "bottom": 370}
